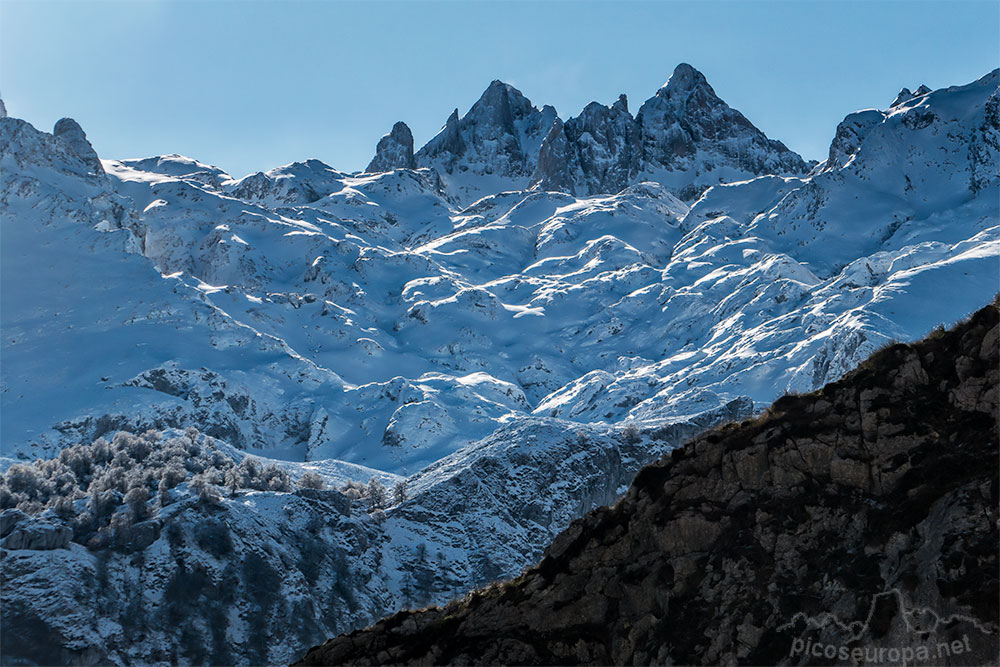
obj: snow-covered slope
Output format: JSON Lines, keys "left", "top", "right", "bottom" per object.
{"left": 1, "top": 67, "right": 997, "bottom": 666}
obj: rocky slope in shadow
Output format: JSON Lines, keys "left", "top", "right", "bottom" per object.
{"left": 298, "top": 301, "right": 999, "bottom": 666}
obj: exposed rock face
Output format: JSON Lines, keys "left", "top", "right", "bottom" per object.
{"left": 532, "top": 95, "right": 639, "bottom": 196}
{"left": 1, "top": 518, "right": 72, "bottom": 550}
{"left": 415, "top": 80, "right": 558, "bottom": 204}
{"left": 299, "top": 302, "right": 999, "bottom": 666}
{"left": 969, "top": 85, "right": 1000, "bottom": 195}
{"left": 891, "top": 84, "right": 932, "bottom": 108}
{"left": 821, "top": 108, "right": 886, "bottom": 172}
{"left": 634, "top": 63, "right": 812, "bottom": 199}
{"left": 0, "top": 509, "right": 28, "bottom": 537}
{"left": 532, "top": 64, "right": 813, "bottom": 200}
{"left": 367, "top": 121, "right": 416, "bottom": 172}
{"left": 52, "top": 117, "right": 104, "bottom": 176}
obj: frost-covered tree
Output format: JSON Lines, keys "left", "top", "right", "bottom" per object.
{"left": 5, "top": 464, "right": 40, "bottom": 497}
{"left": 190, "top": 472, "right": 221, "bottom": 506}
{"left": 124, "top": 486, "right": 150, "bottom": 523}
{"left": 261, "top": 464, "right": 292, "bottom": 492}
{"left": 89, "top": 488, "right": 119, "bottom": 522}
{"left": 298, "top": 471, "right": 325, "bottom": 490}
{"left": 50, "top": 495, "right": 77, "bottom": 519}
{"left": 225, "top": 457, "right": 263, "bottom": 495}
{"left": 339, "top": 479, "right": 367, "bottom": 500}
{"left": 0, "top": 428, "right": 307, "bottom": 547}
{"left": 367, "top": 478, "right": 387, "bottom": 512}
{"left": 621, "top": 422, "right": 641, "bottom": 445}
{"left": 157, "top": 478, "right": 174, "bottom": 508}
{"left": 392, "top": 479, "right": 408, "bottom": 505}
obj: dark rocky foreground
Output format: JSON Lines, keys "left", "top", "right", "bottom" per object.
{"left": 298, "top": 303, "right": 999, "bottom": 666}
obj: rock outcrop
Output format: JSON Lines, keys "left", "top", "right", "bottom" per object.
{"left": 531, "top": 94, "right": 639, "bottom": 196}
{"left": 367, "top": 121, "right": 416, "bottom": 172}
{"left": 890, "top": 84, "right": 932, "bottom": 108}
{"left": 1, "top": 518, "right": 72, "bottom": 550}
{"left": 820, "top": 108, "right": 886, "bottom": 172}
{"left": 299, "top": 301, "right": 999, "bottom": 666}
{"left": 52, "top": 117, "right": 104, "bottom": 176}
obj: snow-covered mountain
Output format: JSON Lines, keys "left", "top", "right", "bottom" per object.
{"left": 1, "top": 66, "right": 997, "bottom": 665}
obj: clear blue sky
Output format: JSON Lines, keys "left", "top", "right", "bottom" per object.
{"left": 2, "top": 1, "right": 997, "bottom": 178}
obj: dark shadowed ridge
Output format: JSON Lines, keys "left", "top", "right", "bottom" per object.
{"left": 297, "top": 300, "right": 999, "bottom": 666}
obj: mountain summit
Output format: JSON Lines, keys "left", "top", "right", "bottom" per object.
{"left": 414, "top": 80, "right": 557, "bottom": 204}
{"left": 367, "top": 121, "right": 416, "bottom": 172}
{"left": 658, "top": 61, "right": 707, "bottom": 92}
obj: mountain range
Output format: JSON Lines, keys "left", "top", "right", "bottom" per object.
{"left": 1, "top": 64, "right": 997, "bottom": 665}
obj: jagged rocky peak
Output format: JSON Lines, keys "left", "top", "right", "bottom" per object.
{"left": 476, "top": 82, "right": 555, "bottom": 140}
{"left": 655, "top": 61, "right": 714, "bottom": 101}
{"left": 52, "top": 116, "right": 104, "bottom": 175}
{"left": 467, "top": 80, "right": 532, "bottom": 129}
{"left": 639, "top": 62, "right": 732, "bottom": 135}
{"left": 532, "top": 63, "right": 812, "bottom": 200}
{"left": 532, "top": 117, "right": 574, "bottom": 193}
{"left": 636, "top": 63, "right": 812, "bottom": 199}
{"left": 436, "top": 108, "right": 465, "bottom": 156}
{"left": 0, "top": 98, "right": 7, "bottom": 119}
{"left": 575, "top": 96, "right": 634, "bottom": 136}
{"left": 367, "top": 121, "right": 416, "bottom": 172}
{"left": 414, "top": 67, "right": 816, "bottom": 202}
{"left": 414, "top": 80, "right": 557, "bottom": 204}
{"left": 532, "top": 93, "right": 639, "bottom": 196}
{"left": 890, "top": 84, "right": 932, "bottom": 107}
{"left": 891, "top": 87, "right": 913, "bottom": 107}
{"left": 418, "top": 80, "right": 555, "bottom": 162}
{"left": 420, "top": 83, "right": 506, "bottom": 161}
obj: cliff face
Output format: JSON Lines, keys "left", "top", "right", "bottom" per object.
{"left": 299, "top": 302, "right": 999, "bottom": 666}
